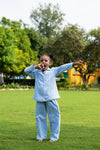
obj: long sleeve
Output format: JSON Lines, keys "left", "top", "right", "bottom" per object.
{"left": 54, "top": 63, "right": 74, "bottom": 77}
{"left": 24, "top": 64, "right": 36, "bottom": 78}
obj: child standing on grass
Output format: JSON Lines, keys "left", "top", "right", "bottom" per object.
{"left": 24, "top": 54, "right": 83, "bottom": 142}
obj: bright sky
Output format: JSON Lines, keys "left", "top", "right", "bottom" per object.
{"left": 0, "top": 0, "right": 100, "bottom": 32}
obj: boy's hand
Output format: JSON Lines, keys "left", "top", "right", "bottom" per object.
{"left": 73, "top": 60, "right": 83, "bottom": 66}
{"left": 34, "top": 63, "right": 44, "bottom": 70}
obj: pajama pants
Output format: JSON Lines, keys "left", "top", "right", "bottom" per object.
{"left": 35, "top": 99, "right": 60, "bottom": 141}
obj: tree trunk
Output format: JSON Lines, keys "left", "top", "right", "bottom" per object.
{"left": 82, "top": 74, "right": 90, "bottom": 90}
{"left": 84, "top": 79, "right": 89, "bottom": 90}
{"left": 0, "top": 73, "right": 4, "bottom": 85}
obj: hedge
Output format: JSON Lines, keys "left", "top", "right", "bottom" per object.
{"left": 4, "top": 79, "right": 35, "bottom": 86}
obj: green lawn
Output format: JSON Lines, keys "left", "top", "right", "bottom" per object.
{"left": 0, "top": 90, "right": 100, "bottom": 150}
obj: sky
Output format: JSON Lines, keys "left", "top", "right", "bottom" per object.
{"left": 0, "top": 0, "right": 100, "bottom": 32}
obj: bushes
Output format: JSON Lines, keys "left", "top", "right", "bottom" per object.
{"left": 4, "top": 79, "right": 35, "bottom": 86}
{"left": 57, "top": 78, "right": 69, "bottom": 90}
{"left": 0, "top": 78, "right": 100, "bottom": 90}
{"left": 0, "top": 82, "right": 34, "bottom": 89}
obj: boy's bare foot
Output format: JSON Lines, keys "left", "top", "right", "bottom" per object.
{"left": 37, "top": 139, "right": 43, "bottom": 142}
{"left": 49, "top": 140, "right": 54, "bottom": 142}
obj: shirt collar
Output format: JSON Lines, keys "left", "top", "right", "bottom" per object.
{"left": 46, "top": 68, "right": 51, "bottom": 71}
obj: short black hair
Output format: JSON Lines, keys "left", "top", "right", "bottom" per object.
{"left": 37, "top": 54, "right": 53, "bottom": 61}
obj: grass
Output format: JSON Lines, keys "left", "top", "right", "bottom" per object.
{"left": 0, "top": 90, "right": 100, "bottom": 150}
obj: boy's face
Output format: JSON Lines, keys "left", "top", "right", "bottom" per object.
{"left": 39, "top": 55, "right": 51, "bottom": 71}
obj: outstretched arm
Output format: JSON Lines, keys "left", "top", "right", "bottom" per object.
{"left": 54, "top": 60, "right": 83, "bottom": 77}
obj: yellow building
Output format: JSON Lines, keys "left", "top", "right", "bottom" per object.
{"left": 66, "top": 68, "right": 100, "bottom": 85}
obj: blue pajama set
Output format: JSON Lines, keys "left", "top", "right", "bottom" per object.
{"left": 24, "top": 63, "right": 73, "bottom": 141}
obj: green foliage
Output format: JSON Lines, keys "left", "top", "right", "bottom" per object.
{"left": 1, "top": 17, "right": 21, "bottom": 29}
{"left": 45, "top": 24, "right": 87, "bottom": 66}
{"left": 25, "top": 27, "right": 46, "bottom": 56}
{"left": 0, "top": 17, "right": 40, "bottom": 78}
{"left": 84, "top": 27, "right": 100, "bottom": 69}
{"left": 57, "top": 79, "right": 69, "bottom": 90}
{"left": 0, "top": 16, "right": 100, "bottom": 91}
{"left": 25, "top": 28, "right": 43, "bottom": 51}
{"left": 80, "top": 83, "right": 86, "bottom": 90}
{"left": 30, "top": 3, "right": 65, "bottom": 38}
{"left": 96, "top": 84, "right": 100, "bottom": 89}
{"left": 75, "top": 27, "right": 100, "bottom": 89}
{"left": 4, "top": 78, "right": 35, "bottom": 86}
{"left": 81, "top": 28, "right": 100, "bottom": 73}
{"left": 0, "top": 26, "right": 16, "bottom": 73}
{"left": 9, "top": 48, "right": 31, "bottom": 75}
{"left": 0, "top": 25, "right": 30, "bottom": 75}
{"left": 0, "top": 83, "right": 34, "bottom": 89}
{"left": 45, "top": 24, "right": 100, "bottom": 89}
{"left": 0, "top": 83, "right": 19, "bottom": 89}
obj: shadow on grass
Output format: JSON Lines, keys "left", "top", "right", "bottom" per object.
{"left": 0, "top": 122, "right": 100, "bottom": 150}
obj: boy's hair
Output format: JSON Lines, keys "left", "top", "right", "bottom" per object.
{"left": 37, "top": 54, "right": 53, "bottom": 61}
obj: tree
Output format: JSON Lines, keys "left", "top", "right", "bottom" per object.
{"left": 87, "top": 28, "right": 100, "bottom": 67}
{"left": 0, "top": 17, "right": 39, "bottom": 84}
{"left": 77, "top": 27, "right": 100, "bottom": 89}
{"left": 24, "top": 27, "right": 46, "bottom": 55}
{"left": 45, "top": 24, "right": 97, "bottom": 89}
{"left": 0, "top": 26, "right": 17, "bottom": 84}
{"left": 0, "top": 17, "right": 37, "bottom": 61}
{"left": 45, "top": 24, "right": 87, "bottom": 66}
{"left": 45, "top": 25, "right": 100, "bottom": 89}
{"left": 0, "top": 26, "right": 16, "bottom": 74}
{"left": 30, "top": 3, "right": 65, "bottom": 38}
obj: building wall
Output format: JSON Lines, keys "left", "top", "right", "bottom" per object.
{"left": 68, "top": 68, "right": 100, "bottom": 85}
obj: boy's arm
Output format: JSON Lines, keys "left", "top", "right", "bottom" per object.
{"left": 24, "top": 63, "right": 44, "bottom": 78}
{"left": 54, "top": 63, "right": 74, "bottom": 77}
{"left": 54, "top": 60, "right": 83, "bottom": 77}
{"left": 24, "top": 64, "right": 36, "bottom": 78}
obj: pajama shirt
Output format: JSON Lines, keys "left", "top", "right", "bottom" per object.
{"left": 24, "top": 63, "right": 73, "bottom": 141}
